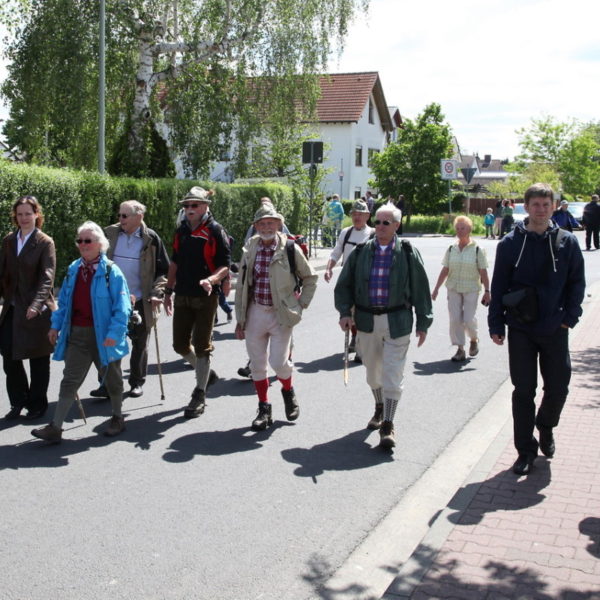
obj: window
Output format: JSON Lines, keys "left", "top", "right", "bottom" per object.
{"left": 368, "top": 148, "right": 379, "bottom": 168}
{"left": 368, "top": 98, "right": 374, "bottom": 124}
{"left": 355, "top": 145, "right": 363, "bottom": 167}
{"left": 354, "top": 188, "right": 362, "bottom": 199}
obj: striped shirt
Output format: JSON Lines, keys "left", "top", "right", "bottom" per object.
{"left": 368, "top": 238, "right": 395, "bottom": 306}
{"left": 253, "top": 240, "right": 277, "bottom": 305}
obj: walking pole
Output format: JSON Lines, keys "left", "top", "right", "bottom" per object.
{"left": 154, "top": 319, "right": 165, "bottom": 401}
{"left": 75, "top": 393, "right": 87, "bottom": 424}
{"left": 343, "top": 329, "right": 349, "bottom": 386}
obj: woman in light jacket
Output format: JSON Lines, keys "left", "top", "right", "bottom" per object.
{"left": 32, "top": 222, "right": 131, "bottom": 443}
{"left": 0, "top": 195, "right": 56, "bottom": 420}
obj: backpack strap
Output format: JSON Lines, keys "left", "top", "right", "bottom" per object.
{"left": 341, "top": 227, "right": 354, "bottom": 253}
{"left": 285, "top": 239, "right": 302, "bottom": 292}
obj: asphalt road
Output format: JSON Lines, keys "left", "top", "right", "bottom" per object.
{"left": 1, "top": 232, "right": 597, "bottom": 600}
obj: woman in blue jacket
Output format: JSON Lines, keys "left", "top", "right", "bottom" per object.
{"left": 32, "top": 222, "right": 131, "bottom": 443}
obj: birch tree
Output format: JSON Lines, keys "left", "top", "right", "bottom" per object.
{"left": 1, "top": 0, "right": 369, "bottom": 177}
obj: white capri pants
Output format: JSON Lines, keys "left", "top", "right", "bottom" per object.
{"left": 244, "top": 302, "right": 294, "bottom": 381}
{"left": 447, "top": 289, "right": 479, "bottom": 346}
{"left": 356, "top": 314, "right": 411, "bottom": 401}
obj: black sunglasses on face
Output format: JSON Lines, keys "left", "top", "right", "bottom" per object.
{"left": 118, "top": 213, "right": 130, "bottom": 219}
{"left": 182, "top": 203, "right": 201, "bottom": 209}
{"left": 374, "top": 219, "right": 392, "bottom": 226}
{"left": 76, "top": 238, "right": 94, "bottom": 245}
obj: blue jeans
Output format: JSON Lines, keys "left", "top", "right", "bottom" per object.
{"left": 508, "top": 326, "right": 571, "bottom": 456}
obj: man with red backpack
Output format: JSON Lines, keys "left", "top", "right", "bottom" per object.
{"left": 164, "top": 186, "right": 231, "bottom": 418}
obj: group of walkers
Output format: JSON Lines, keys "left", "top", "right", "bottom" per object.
{"left": 0, "top": 184, "right": 588, "bottom": 476}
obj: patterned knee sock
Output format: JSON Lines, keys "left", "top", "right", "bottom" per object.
{"left": 383, "top": 397, "right": 399, "bottom": 422}
{"left": 183, "top": 351, "right": 197, "bottom": 368}
{"left": 371, "top": 388, "right": 383, "bottom": 405}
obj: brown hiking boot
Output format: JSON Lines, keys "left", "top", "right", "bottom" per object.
{"left": 379, "top": 420, "right": 395, "bottom": 449}
{"left": 104, "top": 415, "right": 125, "bottom": 437}
{"left": 31, "top": 423, "right": 63, "bottom": 444}
{"left": 469, "top": 339, "right": 479, "bottom": 357}
{"left": 367, "top": 403, "right": 384, "bottom": 430}
{"left": 451, "top": 348, "right": 466, "bottom": 362}
{"left": 184, "top": 388, "right": 206, "bottom": 419}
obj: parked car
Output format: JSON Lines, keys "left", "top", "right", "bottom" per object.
{"left": 565, "top": 202, "right": 585, "bottom": 230}
{"left": 512, "top": 203, "right": 528, "bottom": 227}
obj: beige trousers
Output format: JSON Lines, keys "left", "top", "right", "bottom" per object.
{"left": 447, "top": 289, "right": 479, "bottom": 347}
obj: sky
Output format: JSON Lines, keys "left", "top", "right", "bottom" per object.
{"left": 1, "top": 0, "right": 599, "bottom": 161}
{"left": 329, "top": 0, "right": 600, "bottom": 160}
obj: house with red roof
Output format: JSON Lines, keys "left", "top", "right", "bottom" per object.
{"left": 209, "top": 72, "right": 399, "bottom": 200}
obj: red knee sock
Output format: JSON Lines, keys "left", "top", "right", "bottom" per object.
{"left": 278, "top": 376, "right": 292, "bottom": 391}
{"left": 254, "top": 378, "right": 269, "bottom": 403}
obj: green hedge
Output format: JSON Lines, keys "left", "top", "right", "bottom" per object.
{"left": 0, "top": 160, "right": 299, "bottom": 278}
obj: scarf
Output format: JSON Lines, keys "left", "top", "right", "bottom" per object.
{"left": 80, "top": 256, "right": 101, "bottom": 282}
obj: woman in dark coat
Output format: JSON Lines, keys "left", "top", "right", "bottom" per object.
{"left": 0, "top": 195, "right": 56, "bottom": 420}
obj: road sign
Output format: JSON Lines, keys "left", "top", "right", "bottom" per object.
{"left": 441, "top": 159, "right": 458, "bottom": 180}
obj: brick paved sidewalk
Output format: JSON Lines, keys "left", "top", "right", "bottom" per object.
{"left": 384, "top": 290, "right": 600, "bottom": 599}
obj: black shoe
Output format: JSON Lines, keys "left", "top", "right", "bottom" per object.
{"left": 379, "top": 420, "right": 395, "bottom": 449}
{"left": 25, "top": 407, "right": 48, "bottom": 420}
{"left": 207, "top": 369, "right": 219, "bottom": 388}
{"left": 89, "top": 385, "right": 108, "bottom": 398}
{"left": 512, "top": 453, "right": 536, "bottom": 475}
{"left": 281, "top": 387, "right": 299, "bottom": 421}
{"left": 129, "top": 385, "right": 143, "bottom": 398}
{"left": 4, "top": 405, "right": 23, "bottom": 420}
{"left": 367, "top": 403, "right": 383, "bottom": 430}
{"left": 184, "top": 388, "right": 205, "bottom": 419}
{"left": 538, "top": 428, "right": 555, "bottom": 458}
{"left": 237, "top": 364, "right": 252, "bottom": 378}
{"left": 251, "top": 402, "right": 273, "bottom": 431}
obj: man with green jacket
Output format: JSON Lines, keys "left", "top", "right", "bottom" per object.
{"left": 334, "top": 203, "right": 433, "bottom": 449}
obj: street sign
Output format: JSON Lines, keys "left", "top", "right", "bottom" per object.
{"left": 441, "top": 159, "right": 458, "bottom": 180}
{"left": 302, "top": 141, "right": 323, "bottom": 164}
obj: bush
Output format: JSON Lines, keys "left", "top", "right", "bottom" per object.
{"left": 0, "top": 160, "right": 299, "bottom": 278}
{"left": 403, "top": 213, "right": 485, "bottom": 235}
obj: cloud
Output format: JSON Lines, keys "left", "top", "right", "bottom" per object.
{"left": 330, "top": 0, "right": 600, "bottom": 159}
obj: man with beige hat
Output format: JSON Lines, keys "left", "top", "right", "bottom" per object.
{"left": 164, "top": 186, "right": 231, "bottom": 418}
{"left": 235, "top": 205, "right": 317, "bottom": 430}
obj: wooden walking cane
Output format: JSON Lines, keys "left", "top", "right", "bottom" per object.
{"left": 75, "top": 393, "right": 87, "bottom": 424}
{"left": 343, "top": 329, "right": 349, "bottom": 386}
{"left": 154, "top": 319, "right": 165, "bottom": 401}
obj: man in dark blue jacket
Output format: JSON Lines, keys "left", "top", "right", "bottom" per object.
{"left": 488, "top": 183, "right": 585, "bottom": 475}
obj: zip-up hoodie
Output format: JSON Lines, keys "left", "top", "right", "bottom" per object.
{"left": 488, "top": 219, "right": 585, "bottom": 337}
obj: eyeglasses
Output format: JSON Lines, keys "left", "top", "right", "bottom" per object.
{"left": 182, "top": 203, "right": 201, "bottom": 209}
{"left": 118, "top": 213, "right": 130, "bottom": 219}
{"left": 374, "top": 219, "right": 392, "bottom": 226}
{"left": 76, "top": 238, "right": 95, "bottom": 245}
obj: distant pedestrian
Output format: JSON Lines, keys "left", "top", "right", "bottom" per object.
{"left": 488, "top": 183, "right": 585, "bottom": 475}
{"left": 431, "top": 216, "right": 490, "bottom": 362}
{"left": 552, "top": 200, "right": 580, "bottom": 232}
{"left": 484, "top": 208, "right": 495, "bottom": 239}
{"left": 365, "top": 191, "right": 376, "bottom": 215}
{"left": 494, "top": 200, "right": 503, "bottom": 238}
{"left": 500, "top": 199, "right": 514, "bottom": 237}
{"left": 582, "top": 194, "right": 600, "bottom": 250}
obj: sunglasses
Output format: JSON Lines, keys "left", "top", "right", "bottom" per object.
{"left": 118, "top": 213, "right": 130, "bottom": 219}
{"left": 182, "top": 203, "right": 201, "bottom": 209}
{"left": 374, "top": 219, "right": 392, "bottom": 226}
{"left": 76, "top": 238, "right": 95, "bottom": 245}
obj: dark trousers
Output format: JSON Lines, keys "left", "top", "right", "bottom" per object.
{"left": 508, "top": 326, "right": 571, "bottom": 456}
{"left": 0, "top": 306, "right": 50, "bottom": 412}
{"left": 218, "top": 289, "right": 232, "bottom": 316}
{"left": 127, "top": 299, "right": 150, "bottom": 387}
{"left": 173, "top": 294, "right": 218, "bottom": 358}
{"left": 585, "top": 226, "right": 599, "bottom": 250}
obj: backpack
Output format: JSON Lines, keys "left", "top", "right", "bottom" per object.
{"left": 285, "top": 239, "right": 303, "bottom": 294}
{"left": 286, "top": 233, "right": 308, "bottom": 258}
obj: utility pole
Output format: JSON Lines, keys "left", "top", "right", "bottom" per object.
{"left": 98, "top": 0, "right": 106, "bottom": 174}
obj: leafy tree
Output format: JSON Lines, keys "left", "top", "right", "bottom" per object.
{"left": 1, "top": 0, "right": 369, "bottom": 177}
{"left": 514, "top": 115, "right": 575, "bottom": 167}
{"left": 558, "top": 127, "right": 600, "bottom": 195}
{"left": 369, "top": 102, "right": 453, "bottom": 216}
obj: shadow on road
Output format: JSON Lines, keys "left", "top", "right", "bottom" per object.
{"left": 413, "top": 358, "right": 476, "bottom": 375}
{"left": 579, "top": 517, "right": 600, "bottom": 558}
{"left": 162, "top": 422, "right": 291, "bottom": 463}
{"left": 147, "top": 359, "right": 193, "bottom": 375}
{"left": 281, "top": 429, "right": 393, "bottom": 482}
{"left": 0, "top": 407, "right": 184, "bottom": 470}
{"left": 295, "top": 353, "right": 360, "bottom": 374}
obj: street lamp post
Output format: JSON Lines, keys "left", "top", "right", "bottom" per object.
{"left": 98, "top": 0, "right": 106, "bottom": 174}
